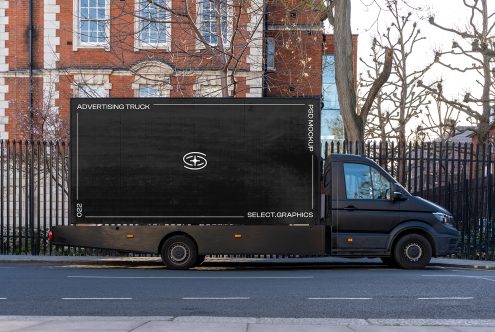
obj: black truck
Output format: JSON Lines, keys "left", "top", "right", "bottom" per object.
{"left": 50, "top": 97, "right": 460, "bottom": 269}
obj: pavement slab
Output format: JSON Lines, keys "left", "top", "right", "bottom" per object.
{"left": 368, "top": 319, "right": 495, "bottom": 327}
{"left": 174, "top": 316, "right": 257, "bottom": 323}
{"left": 248, "top": 324, "right": 354, "bottom": 332}
{"left": 449, "top": 328, "right": 495, "bottom": 332}
{"left": 350, "top": 327, "right": 456, "bottom": 332}
{"left": 0, "top": 321, "right": 45, "bottom": 332}
{"left": 132, "top": 321, "right": 247, "bottom": 332}
{"left": 256, "top": 318, "right": 369, "bottom": 325}
{"left": 13, "top": 320, "right": 148, "bottom": 332}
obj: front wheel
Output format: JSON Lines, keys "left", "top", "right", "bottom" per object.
{"left": 160, "top": 235, "right": 198, "bottom": 270}
{"left": 393, "top": 234, "right": 432, "bottom": 269}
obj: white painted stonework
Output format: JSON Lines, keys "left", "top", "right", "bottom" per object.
{"left": 245, "top": 0, "right": 263, "bottom": 97}
{"left": 44, "top": 0, "right": 61, "bottom": 127}
{"left": 44, "top": 0, "right": 60, "bottom": 69}
{"left": 0, "top": 0, "right": 9, "bottom": 139}
{"left": 71, "top": 73, "right": 112, "bottom": 97}
{"left": 194, "top": 72, "right": 234, "bottom": 97}
{"left": 131, "top": 61, "right": 173, "bottom": 97}
{"left": 245, "top": 73, "right": 263, "bottom": 98}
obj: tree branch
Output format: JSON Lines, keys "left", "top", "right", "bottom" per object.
{"left": 428, "top": 16, "right": 476, "bottom": 39}
{"left": 360, "top": 48, "right": 393, "bottom": 121}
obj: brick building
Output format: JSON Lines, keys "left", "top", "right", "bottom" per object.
{"left": 0, "top": 0, "right": 357, "bottom": 140}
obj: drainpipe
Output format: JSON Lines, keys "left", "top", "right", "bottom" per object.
{"left": 28, "top": 0, "right": 34, "bottom": 139}
{"left": 28, "top": 0, "right": 35, "bottom": 254}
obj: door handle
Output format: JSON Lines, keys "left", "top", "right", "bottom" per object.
{"left": 343, "top": 205, "right": 357, "bottom": 211}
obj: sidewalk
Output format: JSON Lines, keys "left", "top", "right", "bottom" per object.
{"left": 1, "top": 316, "right": 495, "bottom": 332}
{"left": 0, "top": 254, "right": 494, "bottom": 269}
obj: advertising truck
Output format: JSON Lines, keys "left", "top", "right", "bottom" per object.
{"left": 49, "top": 98, "right": 459, "bottom": 269}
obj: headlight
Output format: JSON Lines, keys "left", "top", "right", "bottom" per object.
{"left": 433, "top": 212, "right": 454, "bottom": 224}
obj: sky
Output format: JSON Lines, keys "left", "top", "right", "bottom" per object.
{"left": 339, "top": 0, "right": 495, "bottom": 131}
{"left": 351, "top": 0, "right": 484, "bottom": 96}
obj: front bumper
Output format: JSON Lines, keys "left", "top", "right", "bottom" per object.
{"left": 435, "top": 230, "right": 460, "bottom": 256}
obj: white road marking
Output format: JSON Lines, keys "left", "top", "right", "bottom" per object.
{"left": 61, "top": 298, "right": 132, "bottom": 300}
{"left": 0, "top": 298, "right": 6, "bottom": 300}
{"left": 422, "top": 275, "right": 495, "bottom": 282}
{"left": 308, "top": 297, "right": 372, "bottom": 300}
{"left": 68, "top": 276, "right": 314, "bottom": 279}
{"left": 182, "top": 297, "right": 250, "bottom": 300}
{"left": 417, "top": 297, "right": 473, "bottom": 300}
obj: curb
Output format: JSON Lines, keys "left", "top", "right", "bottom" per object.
{"left": 0, "top": 256, "right": 162, "bottom": 266}
{"left": 0, "top": 256, "right": 494, "bottom": 270}
{"left": 429, "top": 262, "right": 495, "bottom": 270}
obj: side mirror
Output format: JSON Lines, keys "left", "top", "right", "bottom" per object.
{"left": 392, "top": 191, "right": 403, "bottom": 201}
{"left": 391, "top": 185, "right": 405, "bottom": 201}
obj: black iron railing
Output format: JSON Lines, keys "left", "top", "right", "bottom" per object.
{"left": 323, "top": 140, "right": 495, "bottom": 260}
{"left": 0, "top": 139, "right": 494, "bottom": 260}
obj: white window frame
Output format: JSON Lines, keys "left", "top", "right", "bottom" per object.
{"left": 134, "top": 0, "right": 171, "bottom": 51}
{"left": 196, "top": 0, "right": 233, "bottom": 49}
{"left": 138, "top": 84, "right": 164, "bottom": 97}
{"left": 73, "top": 0, "right": 111, "bottom": 51}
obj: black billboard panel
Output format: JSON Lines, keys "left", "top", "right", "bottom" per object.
{"left": 71, "top": 98, "right": 320, "bottom": 225}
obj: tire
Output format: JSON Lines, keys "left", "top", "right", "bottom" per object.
{"left": 380, "top": 256, "right": 397, "bottom": 267}
{"left": 196, "top": 255, "right": 206, "bottom": 266}
{"left": 393, "top": 234, "right": 432, "bottom": 269}
{"left": 160, "top": 235, "right": 198, "bottom": 270}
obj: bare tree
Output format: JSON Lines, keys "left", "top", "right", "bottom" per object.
{"left": 415, "top": 80, "right": 461, "bottom": 142}
{"left": 320, "top": 0, "right": 393, "bottom": 142}
{"left": 375, "top": 0, "right": 433, "bottom": 147}
{"left": 108, "top": 0, "right": 266, "bottom": 97}
{"left": 13, "top": 77, "right": 69, "bottom": 142}
{"left": 426, "top": 0, "right": 495, "bottom": 144}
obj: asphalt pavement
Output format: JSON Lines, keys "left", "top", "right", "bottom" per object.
{"left": 0, "top": 260, "right": 494, "bottom": 319}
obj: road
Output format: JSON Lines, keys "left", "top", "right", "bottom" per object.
{"left": 0, "top": 261, "right": 494, "bottom": 318}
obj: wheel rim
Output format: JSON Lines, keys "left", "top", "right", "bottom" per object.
{"left": 404, "top": 242, "right": 423, "bottom": 261}
{"left": 169, "top": 242, "right": 190, "bottom": 264}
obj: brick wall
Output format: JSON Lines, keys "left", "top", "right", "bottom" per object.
{"left": 0, "top": 0, "right": 357, "bottom": 140}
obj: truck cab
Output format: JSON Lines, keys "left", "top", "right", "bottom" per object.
{"left": 325, "top": 154, "right": 460, "bottom": 269}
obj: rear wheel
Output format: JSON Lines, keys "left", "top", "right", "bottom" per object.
{"left": 393, "top": 234, "right": 432, "bottom": 269}
{"left": 160, "top": 235, "right": 198, "bottom": 270}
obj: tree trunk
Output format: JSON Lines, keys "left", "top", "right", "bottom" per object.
{"left": 333, "top": 0, "right": 361, "bottom": 142}
{"left": 479, "top": 0, "right": 491, "bottom": 144}
{"left": 215, "top": 0, "right": 229, "bottom": 97}
{"left": 220, "top": 69, "right": 229, "bottom": 97}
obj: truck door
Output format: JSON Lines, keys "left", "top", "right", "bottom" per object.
{"left": 333, "top": 161, "right": 400, "bottom": 251}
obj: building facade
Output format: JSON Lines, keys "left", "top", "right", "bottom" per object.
{"left": 0, "top": 0, "right": 357, "bottom": 140}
